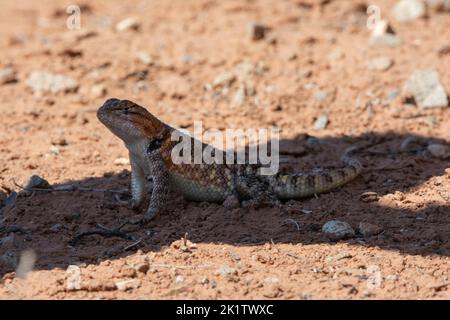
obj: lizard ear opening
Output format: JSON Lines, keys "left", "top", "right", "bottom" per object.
{"left": 147, "top": 137, "right": 164, "bottom": 153}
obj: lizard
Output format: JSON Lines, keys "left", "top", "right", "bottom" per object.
{"left": 97, "top": 98, "right": 362, "bottom": 221}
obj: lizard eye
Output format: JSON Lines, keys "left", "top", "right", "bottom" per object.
{"left": 122, "top": 107, "right": 129, "bottom": 114}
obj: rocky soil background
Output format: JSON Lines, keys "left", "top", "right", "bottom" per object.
{"left": 0, "top": 0, "right": 449, "bottom": 299}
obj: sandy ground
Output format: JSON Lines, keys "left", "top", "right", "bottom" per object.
{"left": 0, "top": 0, "right": 449, "bottom": 299}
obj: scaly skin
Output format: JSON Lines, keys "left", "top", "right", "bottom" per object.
{"left": 97, "top": 98, "right": 362, "bottom": 220}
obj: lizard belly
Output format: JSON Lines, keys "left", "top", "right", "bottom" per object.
{"left": 169, "top": 171, "right": 229, "bottom": 203}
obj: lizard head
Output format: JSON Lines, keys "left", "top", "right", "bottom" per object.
{"left": 97, "top": 98, "right": 165, "bottom": 143}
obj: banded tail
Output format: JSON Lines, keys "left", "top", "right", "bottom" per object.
{"left": 271, "top": 150, "right": 362, "bottom": 200}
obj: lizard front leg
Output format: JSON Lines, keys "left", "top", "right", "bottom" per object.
{"left": 144, "top": 138, "right": 170, "bottom": 220}
{"left": 235, "top": 166, "right": 281, "bottom": 208}
{"left": 130, "top": 154, "right": 147, "bottom": 210}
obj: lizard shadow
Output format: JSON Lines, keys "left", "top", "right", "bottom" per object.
{"left": 0, "top": 131, "right": 449, "bottom": 274}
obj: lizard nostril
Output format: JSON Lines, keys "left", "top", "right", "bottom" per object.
{"left": 102, "top": 98, "right": 121, "bottom": 109}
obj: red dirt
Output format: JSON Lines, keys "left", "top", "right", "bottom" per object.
{"left": 0, "top": 0, "right": 449, "bottom": 299}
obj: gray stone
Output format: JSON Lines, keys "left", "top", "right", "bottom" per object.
{"left": 427, "top": 144, "right": 450, "bottom": 159}
{"left": 313, "top": 114, "right": 329, "bottom": 130}
{"left": 392, "top": 0, "right": 426, "bottom": 22}
{"left": 322, "top": 220, "right": 355, "bottom": 240}
{"left": 26, "top": 71, "right": 78, "bottom": 94}
{"left": 367, "top": 57, "right": 393, "bottom": 71}
{"left": 24, "top": 175, "right": 51, "bottom": 190}
{"left": 404, "top": 70, "right": 448, "bottom": 109}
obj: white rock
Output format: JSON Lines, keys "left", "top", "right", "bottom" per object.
{"left": 404, "top": 70, "right": 448, "bottom": 109}
{"left": 392, "top": 0, "right": 426, "bottom": 22}
{"left": 26, "top": 71, "right": 78, "bottom": 94}
{"left": 114, "top": 157, "right": 130, "bottom": 166}
{"left": 313, "top": 114, "right": 329, "bottom": 130}
{"left": 427, "top": 144, "right": 450, "bottom": 159}
{"left": 322, "top": 220, "right": 355, "bottom": 240}
{"left": 367, "top": 57, "right": 393, "bottom": 71}
{"left": 116, "top": 17, "right": 140, "bottom": 32}
{"left": 115, "top": 279, "right": 140, "bottom": 291}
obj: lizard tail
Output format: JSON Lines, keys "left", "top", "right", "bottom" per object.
{"left": 271, "top": 148, "right": 362, "bottom": 200}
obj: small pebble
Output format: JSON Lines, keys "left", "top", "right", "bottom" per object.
{"left": 322, "top": 220, "right": 355, "bottom": 240}
{"left": 136, "top": 51, "right": 154, "bottom": 66}
{"left": 115, "top": 279, "right": 141, "bottom": 291}
{"left": 367, "top": 57, "right": 393, "bottom": 71}
{"left": 358, "top": 222, "right": 383, "bottom": 237}
{"left": 24, "top": 175, "right": 51, "bottom": 190}
{"left": 247, "top": 22, "right": 268, "bottom": 41}
{"left": 116, "top": 17, "right": 140, "bottom": 32}
{"left": 313, "top": 114, "right": 329, "bottom": 130}
{"left": 0, "top": 68, "right": 17, "bottom": 84}
{"left": 114, "top": 157, "right": 130, "bottom": 166}
{"left": 359, "top": 191, "right": 379, "bottom": 203}
{"left": 427, "top": 144, "right": 450, "bottom": 159}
